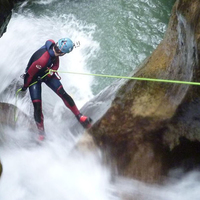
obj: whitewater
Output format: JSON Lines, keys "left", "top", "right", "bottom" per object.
{"left": 0, "top": 0, "right": 200, "bottom": 199}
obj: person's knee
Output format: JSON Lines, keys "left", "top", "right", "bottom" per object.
{"left": 57, "top": 86, "right": 65, "bottom": 96}
{"left": 57, "top": 87, "right": 74, "bottom": 107}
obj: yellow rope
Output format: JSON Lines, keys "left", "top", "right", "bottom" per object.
{"left": 15, "top": 69, "right": 200, "bottom": 122}
{"left": 50, "top": 69, "right": 200, "bottom": 86}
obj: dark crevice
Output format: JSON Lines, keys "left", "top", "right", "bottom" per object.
{"left": 168, "top": 137, "right": 200, "bottom": 173}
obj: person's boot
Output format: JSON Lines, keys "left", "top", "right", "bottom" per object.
{"left": 33, "top": 101, "right": 45, "bottom": 141}
{"left": 36, "top": 122, "right": 45, "bottom": 141}
{"left": 38, "top": 132, "right": 45, "bottom": 141}
{"left": 76, "top": 113, "right": 92, "bottom": 129}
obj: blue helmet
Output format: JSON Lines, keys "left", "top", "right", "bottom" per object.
{"left": 56, "top": 38, "right": 74, "bottom": 53}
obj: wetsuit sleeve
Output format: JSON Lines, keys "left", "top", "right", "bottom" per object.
{"left": 24, "top": 52, "right": 49, "bottom": 87}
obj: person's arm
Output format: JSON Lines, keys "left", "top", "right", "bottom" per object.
{"left": 23, "top": 62, "right": 41, "bottom": 88}
{"left": 47, "top": 57, "right": 59, "bottom": 78}
{"left": 22, "top": 53, "right": 49, "bottom": 90}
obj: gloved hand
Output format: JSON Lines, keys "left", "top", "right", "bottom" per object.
{"left": 45, "top": 68, "right": 53, "bottom": 78}
{"left": 44, "top": 69, "right": 54, "bottom": 82}
{"left": 76, "top": 113, "right": 92, "bottom": 129}
{"left": 21, "top": 86, "right": 27, "bottom": 91}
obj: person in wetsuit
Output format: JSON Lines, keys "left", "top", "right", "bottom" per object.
{"left": 21, "top": 38, "right": 92, "bottom": 140}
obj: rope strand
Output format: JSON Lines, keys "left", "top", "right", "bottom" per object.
{"left": 50, "top": 69, "right": 200, "bottom": 86}
{"left": 14, "top": 69, "right": 200, "bottom": 122}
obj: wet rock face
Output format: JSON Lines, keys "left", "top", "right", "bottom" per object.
{"left": 0, "top": 0, "right": 24, "bottom": 36}
{"left": 0, "top": 102, "right": 36, "bottom": 134}
{"left": 0, "top": 0, "right": 25, "bottom": 180}
{"left": 88, "top": 0, "right": 200, "bottom": 183}
{"left": 0, "top": 102, "right": 19, "bottom": 127}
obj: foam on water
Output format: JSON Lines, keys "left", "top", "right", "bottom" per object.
{"left": 0, "top": 128, "right": 117, "bottom": 200}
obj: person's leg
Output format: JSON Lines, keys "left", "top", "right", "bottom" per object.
{"left": 29, "top": 82, "right": 45, "bottom": 136}
{"left": 45, "top": 75, "right": 92, "bottom": 128}
{"left": 45, "top": 75, "right": 80, "bottom": 116}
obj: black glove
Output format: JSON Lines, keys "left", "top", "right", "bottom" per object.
{"left": 21, "top": 86, "right": 27, "bottom": 91}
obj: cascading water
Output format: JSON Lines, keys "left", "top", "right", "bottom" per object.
{"left": 1, "top": 0, "right": 200, "bottom": 199}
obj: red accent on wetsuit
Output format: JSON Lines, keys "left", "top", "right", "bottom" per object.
{"left": 33, "top": 100, "right": 41, "bottom": 103}
{"left": 48, "top": 39, "right": 55, "bottom": 43}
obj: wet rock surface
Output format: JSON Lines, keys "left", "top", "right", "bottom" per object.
{"left": 86, "top": 0, "right": 200, "bottom": 183}
{"left": 0, "top": 0, "right": 23, "bottom": 36}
